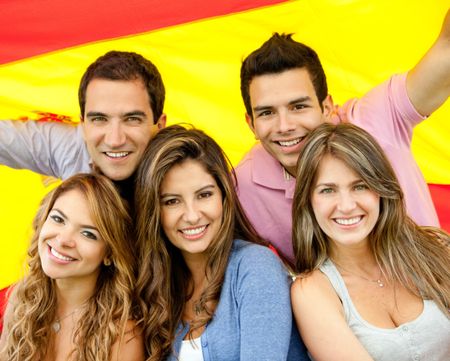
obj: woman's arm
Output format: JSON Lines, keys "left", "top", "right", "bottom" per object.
{"left": 110, "top": 320, "right": 145, "bottom": 361}
{"left": 291, "top": 271, "right": 374, "bottom": 361}
{"left": 236, "top": 245, "right": 309, "bottom": 361}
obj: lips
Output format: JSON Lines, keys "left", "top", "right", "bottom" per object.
{"left": 179, "top": 225, "right": 208, "bottom": 240}
{"left": 277, "top": 137, "right": 302, "bottom": 147}
{"left": 104, "top": 151, "right": 130, "bottom": 159}
{"left": 334, "top": 216, "right": 363, "bottom": 226}
{"left": 49, "top": 245, "right": 76, "bottom": 262}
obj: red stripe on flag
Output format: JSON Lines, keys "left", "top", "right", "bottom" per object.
{"left": 1, "top": 0, "right": 286, "bottom": 64}
{"left": 429, "top": 184, "right": 450, "bottom": 232}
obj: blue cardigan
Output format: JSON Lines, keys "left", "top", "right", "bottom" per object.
{"left": 169, "top": 239, "right": 309, "bottom": 361}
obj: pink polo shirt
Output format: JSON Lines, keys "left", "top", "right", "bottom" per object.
{"left": 235, "top": 73, "right": 439, "bottom": 264}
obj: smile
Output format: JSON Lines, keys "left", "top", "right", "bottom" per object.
{"left": 50, "top": 246, "right": 76, "bottom": 261}
{"left": 334, "top": 216, "right": 362, "bottom": 226}
{"left": 276, "top": 137, "right": 303, "bottom": 147}
{"left": 180, "top": 225, "right": 208, "bottom": 239}
{"left": 104, "top": 151, "right": 130, "bottom": 158}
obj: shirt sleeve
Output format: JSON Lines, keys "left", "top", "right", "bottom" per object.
{"left": 342, "top": 73, "right": 426, "bottom": 149}
{"left": 0, "top": 120, "right": 86, "bottom": 178}
{"left": 235, "top": 244, "right": 309, "bottom": 361}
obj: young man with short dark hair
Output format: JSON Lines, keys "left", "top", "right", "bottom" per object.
{"left": 236, "top": 11, "right": 450, "bottom": 264}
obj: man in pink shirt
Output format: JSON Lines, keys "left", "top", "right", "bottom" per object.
{"left": 236, "top": 11, "right": 450, "bottom": 265}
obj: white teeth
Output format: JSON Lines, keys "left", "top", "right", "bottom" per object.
{"left": 278, "top": 138, "right": 301, "bottom": 147}
{"left": 50, "top": 247, "right": 75, "bottom": 261}
{"left": 182, "top": 226, "right": 206, "bottom": 236}
{"left": 335, "top": 217, "right": 362, "bottom": 226}
{"left": 105, "top": 152, "right": 129, "bottom": 158}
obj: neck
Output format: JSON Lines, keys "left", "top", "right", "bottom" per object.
{"left": 183, "top": 253, "right": 208, "bottom": 292}
{"left": 113, "top": 174, "right": 136, "bottom": 211}
{"left": 55, "top": 277, "right": 96, "bottom": 313}
{"left": 329, "top": 242, "right": 378, "bottom": 271}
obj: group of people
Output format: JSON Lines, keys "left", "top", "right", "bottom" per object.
{"left": 0, "top": 8, "right": 449, "bottom": 361}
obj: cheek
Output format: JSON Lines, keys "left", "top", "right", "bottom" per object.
{"left": 369, "top": 195, "right": 381, "bottom": 217}
{"left": 132, "top": 129, "right": 152, "bottom": 148}
{"left": 311, "top": 196, "right": 327, "bottom": 220}
{"left": 160, "top": 209, "right": 175, "bottom": 235}
{"left": 253, "top": 122, "right": 271, "bottom": 139}
{"left": 84, "top": 128, "right": 104, "bottom": 146}
{"left": 212, "top": 202, "right": 224, "bottom": 224}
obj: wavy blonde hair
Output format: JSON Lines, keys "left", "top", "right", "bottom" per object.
{"left": 292, "top": 123, "right": 450, "bottom": 316}
{"left": 135, "top": 125, "right": 265, "bottom": 360}
{"left": 1, "top": 173, "right": 137, "bottom": 361}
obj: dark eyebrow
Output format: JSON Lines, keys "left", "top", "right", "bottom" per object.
{"left": 160, "top": 184, "right": 216, "bottom": 198}
{"left": 85, "top": 111, "right": 107, "bottom": 118}
{"left": 288, "top": 96, "right": 312, "bottom": 105}
{"left": 123, "top": 111, "right": 146, "bottom": 117}
{"left": 86, "top": 111, "right": 147, "bottom": 119}
{"left": 195, "top": 184, "right": 216, "bottom": 193}
{"left": 252, "top": 96, "right": 312, "bottom": 113}
{"left": 51, "top": 208, "right": 99, "bottom": 232}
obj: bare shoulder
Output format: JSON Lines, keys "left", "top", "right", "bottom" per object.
{"left": 291, "top": 269, "right": 343, "bottom": 315}
{"left": 111, "top": 320, "right": 145, "bottom": 361}
{"left": 292, "top": 270, "right": 338, "bottom": 299}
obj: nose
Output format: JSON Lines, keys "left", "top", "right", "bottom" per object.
{"left": 182, "top": 201, "right": 201, "bottom": 224}
{"left": 55, "top": 228, "right": 76, "bottom": 248}
{"left": 277, "top": 110, "right": 295, "bottom": 133}
{"left": 104, "top": 121, "right": 126, "bottom": 148}
{"left": 336, "top": 192, "right": 357, "bottom": 213}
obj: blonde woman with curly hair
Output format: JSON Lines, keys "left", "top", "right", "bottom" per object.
{"left": 291, "top": 123, "right": 450, "bottom": 361}
{"left": 0, "top": 173, "right": 144, "bottom": 361}
{"left": 135, "top": 125, "right": 308, "bottom": 361}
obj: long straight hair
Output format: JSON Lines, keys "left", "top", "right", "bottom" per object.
{"left": 292, "top": 123, "right": 450, "bottom": 316}
{"left": 1, "top": 173, "right": 137, "bottom": 360}
{"left": 135, "top": 125, "right": 265, "bottom": 360}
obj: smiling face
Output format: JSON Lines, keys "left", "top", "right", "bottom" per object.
{"left": 160, "top": 159, "right": 223, "bottom": 264}
{"left": 246, "top": 68, "right": 333, "bottom": 175}
{"left": 311, "top": 154, "right": 380, "bottom": 250}
{"left": 82, "top": 78, "right": 166, "bottom": 181}
{"left": 38, "top": 189, "right": 107, "bottom": 285}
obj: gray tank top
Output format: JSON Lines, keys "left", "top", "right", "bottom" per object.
{"left": 319, "top": 259, "right": 450, "bottom": 361}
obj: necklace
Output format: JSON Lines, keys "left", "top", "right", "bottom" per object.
{"left": 334, "top": 263, "right": 385, "bottom": 288}
{"left": 52, "top": 303, "right": 87, "bottom": 333}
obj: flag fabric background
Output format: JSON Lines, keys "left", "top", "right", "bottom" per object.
{"left": 1, "top": 0, "right": 449, "bottom": 288}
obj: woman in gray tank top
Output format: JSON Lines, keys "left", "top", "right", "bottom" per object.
{"left": 290, "top": 123, "right": 450, "bottom": 361}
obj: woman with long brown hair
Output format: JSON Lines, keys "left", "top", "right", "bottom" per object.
{"left": 0, "top": 173, "right": 144, "bottom": 361}
{"left": 291, "top": 123, "right": 450, "bottom": 361}
{"left": 135, "top": 125, "right": 308, "bottom": 361}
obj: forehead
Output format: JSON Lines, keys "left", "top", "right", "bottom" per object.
{"left": 249, "top": 68, "right": 318, "bottom": 107}
{"left": 84, "top": 78, "right": 152, "bottom": 115}
{"left": 161, "top": 159, "right": 216, "bottom": 192}
{"left": 315, "top": 154, "right": 360, "bottom": 183}
{"left": 52, "top": 189, "right": 93, "bottom": 222}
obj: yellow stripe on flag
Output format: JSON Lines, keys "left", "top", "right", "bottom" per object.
{"left": 1, "top": 0, "right": 449, "bottom": 287}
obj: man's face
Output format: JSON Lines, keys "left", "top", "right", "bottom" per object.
{"left": 82, "top": 78, "right": 166, "bottom": 181}
{"left": 246, "top": 68, "right": 333, "bottom": 176}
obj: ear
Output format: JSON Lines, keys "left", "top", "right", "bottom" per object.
{"left": 321, "top": 95, "right": 334, "bottom": 120}
{"left": 156, "top": 113, "right": 167, "bottom": 129}
{"left": 245, "top": 113, "right": 259, "bottom": 140}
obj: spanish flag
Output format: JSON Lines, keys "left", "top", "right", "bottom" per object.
{"left": 1, "top": 0, "right": 449, "bottom": 289}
